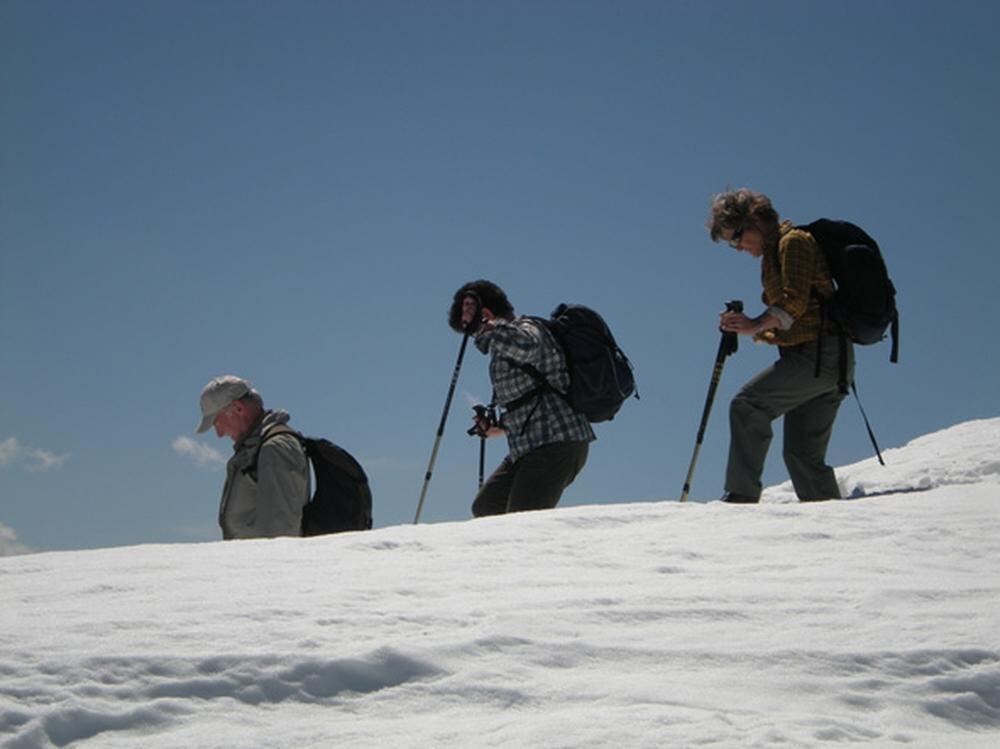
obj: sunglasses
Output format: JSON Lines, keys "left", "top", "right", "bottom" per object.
{"left": 727, "top": 223, "right": 748, "bottom": 248}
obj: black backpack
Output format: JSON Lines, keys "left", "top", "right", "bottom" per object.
{"left": 799, "top": 219, "right": 899, "bottom": 362}
{"left": 253, "top": 426, "right": 373, "bottom": 535}
{"left": 513, "top": 304, "right": 638, "bottom": 423}
{"left": 798, "top": 219, "right": 898, "bottom": 466}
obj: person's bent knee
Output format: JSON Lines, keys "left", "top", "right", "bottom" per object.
{"left": 730, "top": 392, "right": 759, "bottom": 420}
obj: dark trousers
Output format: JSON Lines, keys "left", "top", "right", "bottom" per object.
{"left": 725, "top": 337, "right": 853, "bottom": 501}
{"left": 472, "top": 441, "right": 590, "bottom": 517}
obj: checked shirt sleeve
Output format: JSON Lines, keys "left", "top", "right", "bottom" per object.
{"left": 767, "top": 230, "right": 819, "bottom": 321}
{"left": 485, "top": 319, "right": 545, "bottom": 366}
{"left": 758, "top": 225, "right": 834, "bottom": 346}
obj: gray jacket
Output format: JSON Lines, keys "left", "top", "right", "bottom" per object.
{"left": 218, "top": 409, "right": 310, "bottom": 540}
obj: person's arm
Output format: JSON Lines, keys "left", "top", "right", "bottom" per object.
{"left": 254, "top": 435, "right": 309, "bottom": 537}
{"left": 719, "top": 309, "right": 783, "bottom": 336}
{"left": 768, "top": 232, "right": 819, "bottom": 325}
{"left": 478, "top": 318, "right": 543, "bottom": 365}
{"left": 723, "top": 232, "right": 819, "bottom": 337}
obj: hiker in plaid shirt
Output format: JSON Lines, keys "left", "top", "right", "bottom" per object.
{"left": 706, "top": 189, "right": 854, "bottom": 503}
{"left": 449, "top": 280, "right": 595, "bottom": 517}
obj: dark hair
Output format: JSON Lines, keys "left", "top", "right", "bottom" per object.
{"left": 448, "top": 279, "right": 515, "bottom": 333}
{"left": 706, "top": 188, "right": 780, "bottom": 242}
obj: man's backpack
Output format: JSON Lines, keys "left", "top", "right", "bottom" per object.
{"left": 516, "top": 304, "right": 638, "bottom": 423}
{"left": 799, "top": 218, "right": 899, "bottom": 362}
{"left": 254, "top": 427, "right": 373, "bottom": 535}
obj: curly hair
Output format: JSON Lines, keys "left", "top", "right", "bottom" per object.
{"left": 706, "top": 188, "right": 780, "bottom": 242}
{"left": 448, "top": 279, "right": 515, "bottom": 333}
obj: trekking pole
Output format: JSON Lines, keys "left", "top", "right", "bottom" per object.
{"left": 679, "top": 300, "right": 743, "bottom": 502}
{"left": 478, "top": 437, "right": 486, "bottom": 488}
{"left": 413, "top": 296, "right": 481, "bottom": 524}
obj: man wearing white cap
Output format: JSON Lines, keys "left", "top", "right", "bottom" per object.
{"left": 196, "top": 375, "right": 309, "bottom": 539}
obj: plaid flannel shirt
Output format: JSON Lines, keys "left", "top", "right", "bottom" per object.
{"left": 475, "top": 317, "right": 595, "bottom": 462}
{"left": 757, "top": 221, "right": 836, "bottom": 347}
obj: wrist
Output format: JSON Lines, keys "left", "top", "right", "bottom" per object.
{"left": 754, "top": 313, "right": 776, "bottom": 334}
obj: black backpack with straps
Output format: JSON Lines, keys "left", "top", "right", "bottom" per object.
{"left": 798, "top": 219, "right": 898, "bottom": 466}
{"left": 507, "top": 304, "right": 638, "bottom": 423}
{"left": 798, "top": 218, "right": 899, "bottom": 362}
{"left": 251, "top": 426, "right": 373, "bottom": 535}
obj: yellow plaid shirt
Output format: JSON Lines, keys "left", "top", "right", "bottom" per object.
{"left": 757, "top": 222, "right": 836, "bottom": 347}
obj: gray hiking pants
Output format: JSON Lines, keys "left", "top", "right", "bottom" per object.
{"left": 725, "top": 337, "right": 854, "bottom": 501}
{"left": 472, "top": 440, "right": 590, "bottom": 517}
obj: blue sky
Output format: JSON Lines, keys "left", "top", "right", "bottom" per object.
{"left": 2, "top": 0, "right": 998, "bottom": 553}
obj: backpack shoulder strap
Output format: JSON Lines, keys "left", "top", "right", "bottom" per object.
{"left": 244, "top": 425, "right": 304, "bottom": 478}
{"left": 500, "top": 316, "right": 569, "bottom": 408}
{"left": 258, "top": 424, "right": 304, "bottom": 452}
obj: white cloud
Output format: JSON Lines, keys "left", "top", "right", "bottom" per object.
{"left": 26, "top": 448, "right": 70, "bottom": 473}
{"left": 172, "top": 436, "right": 226, "bottom": 469}
{"left": 0, "top": 522, "right": 31, "bottom": 557}
{"left": 0, "top": 437, "right": 69, "bottom": 473}
{"left": 0, "top": 437, "right": 20, "bottom": 465}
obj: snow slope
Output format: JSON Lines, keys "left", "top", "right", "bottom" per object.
{"left": 2, "top": 418, "right": 999, "bottom": 748}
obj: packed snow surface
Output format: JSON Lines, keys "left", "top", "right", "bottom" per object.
{"left": 2, "top": 418, "right": 999, "bottom": 748}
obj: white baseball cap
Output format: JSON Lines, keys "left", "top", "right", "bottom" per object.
{"left": 196, "top": 375, "right": 254, "bottom": 434}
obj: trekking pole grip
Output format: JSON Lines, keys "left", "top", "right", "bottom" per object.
{"left": 721, "top": 299, "right": 743, "bottom": 357}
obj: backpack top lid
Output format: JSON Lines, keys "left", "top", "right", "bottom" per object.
{"left": 801, "top": 218, "right": 879, "bottom": 253}
{"left": 799, "top": 219, "right": 882, "bottom": 282}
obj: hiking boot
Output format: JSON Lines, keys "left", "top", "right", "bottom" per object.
{"left": 721, "top": 492, "right": 759, "bottom": 504}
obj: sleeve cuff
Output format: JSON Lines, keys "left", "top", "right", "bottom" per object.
{"left": 767, "top": 305, "right": 795, "bottom": 331}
